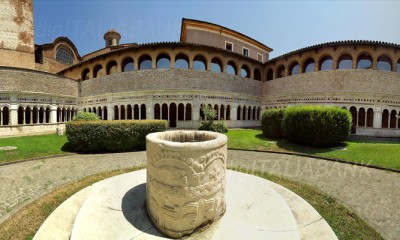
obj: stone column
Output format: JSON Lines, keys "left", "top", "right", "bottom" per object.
{"left": 10, "top": 104, "right": 18, "bottom": 126}
{"left": 373, "top": 109, "right": 382, "bottom": 128}
{"left": 107, "top": 104, "right": 114, "bottom": 121}
{"left": 50, "top": 105, "right": 57, "bottom": 124}
{"left": 231, "top": 105, "right": 237, "bottom": 121}
{"left": 147, "top": 101, "right": 153, "bottom": 120}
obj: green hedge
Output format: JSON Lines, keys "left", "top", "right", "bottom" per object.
{"left": 261, "top": 108, "right": 285, "bottom": 139}
{"left": 282, "top": 106, "right": 351, "bottom": 147}
{"left": 66, "top": 120, "right": 168, "bottom": 153}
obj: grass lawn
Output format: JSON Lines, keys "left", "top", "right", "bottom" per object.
{"left": 226, "top": 129, "right": 400, "bottom": 170}
{"left": 0, "top": 134, "right": 68, "bottom": 164}
{"left": 0, "top": 167, "right": 382, "bottom": 240}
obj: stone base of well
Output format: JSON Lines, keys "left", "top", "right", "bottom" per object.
{"left": 34, "top": 169, "right": 338, "bottom": 240}
{"left": 145, "top": 131, "right": 227, "bottom": 238}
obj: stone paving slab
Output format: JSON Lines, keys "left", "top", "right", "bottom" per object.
{"left": 0, "top": 150, "right": 399, "bottom": 239}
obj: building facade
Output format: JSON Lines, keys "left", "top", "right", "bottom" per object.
{"left": 1, "top": 0, "right": 400, "bottom": 137}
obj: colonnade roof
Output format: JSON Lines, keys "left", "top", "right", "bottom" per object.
{"left": 268, "top": 40, "right": 400, "bottom": 63}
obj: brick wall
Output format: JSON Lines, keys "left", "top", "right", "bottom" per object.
{"left": 0, "top": 67, "right": 78, "bottom": 97}
{"left": 81, "top": 69, "right": 263, "bottom": 97}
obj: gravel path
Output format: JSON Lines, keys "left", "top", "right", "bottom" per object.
{"left": 0, "top": 150, "right": 399, "bottom": 239}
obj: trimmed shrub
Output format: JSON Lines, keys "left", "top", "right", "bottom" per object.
{"left": 72, "top": 112, "right": 99, "bottom": 121}
{"left": 261, "top": 108, "right": 285, "bottom": 139}
{"left": 282, "top": 106, "right": 351, "bottom": 147}
{"left": 66, "top": 120, "right": 168, "bottom": 153}
{"left": 198, "top": 104, "right": 229, "bottom": 133}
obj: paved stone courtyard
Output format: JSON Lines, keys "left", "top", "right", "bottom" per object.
{"left": 0, "top": 150, "right": 399, "bottom": 239}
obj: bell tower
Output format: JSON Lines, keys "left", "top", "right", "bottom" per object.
{"left": 103, "top": 29, "right": 121, "bottom": 47}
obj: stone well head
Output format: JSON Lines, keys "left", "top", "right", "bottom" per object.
{"left": 146, "top": 131, "right": 227, "bottom": 238}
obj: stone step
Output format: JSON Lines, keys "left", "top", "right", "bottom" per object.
{"left": 33, "top": 186, "right": 94, "bottom": 240}
{"left": 267, "top": 180, "right": 338, "bottom": 240}
{"left": 34, "top": 169, "right": 337, "bottom": 240}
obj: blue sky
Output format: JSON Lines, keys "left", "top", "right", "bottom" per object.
{"left": 33, "top": 0, "right": 400, "bottom": 58}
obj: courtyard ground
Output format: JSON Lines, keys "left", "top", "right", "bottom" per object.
{"left": 0, "top": 150, "right": 398, "bottom": 239}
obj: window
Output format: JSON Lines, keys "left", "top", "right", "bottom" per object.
{"left": 243, "top": 48, "right": 249, "bottom": 56}
{"left": 139, "top": 55, "right": 152, "bottom": 70}
{"left": 377, "top": 55, "right": 392, "bottom": 71}
{"left": 122, "top": 58, "right": 134, "bottom": 72}
{"left": 241, "top": 65, "right": 250, "bottom": 78}
{"left": 357, "top": 54, "right": 372, "bottom": 69}
{"left": 175, "top": 54, "right": 189, "bottom": 69}
{"left": 193, "top": 55, "right": 206, "bottom": 71}
{"left": 156, "top": 54, "right": 171, "bottom": 69}
{"left": 303, "top": 58, "right": 315, "bottom": 73}
{"left": 289, "top": 62, "right": 299, "bottom": 75}
{"left": 225, "top": 41, "right": 233, "bottom": 51}
{"left": 211, "top": 58, "right": 222, "bottom": 73}
{"left": 227, "top": 61, "right": 236, "bottom": 75}
{"left": 56, "top": 47, "right": 74, "bottom": 65}
{"left": 338, "top": 54, "right": 353, "bottom": 69}
{"left": 257, "top": 53, "right": 263, "bottom": 62}
{"left": 319, "top": 56, "right": 333, "bottom": 71}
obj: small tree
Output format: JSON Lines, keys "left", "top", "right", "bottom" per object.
{"left": 198, "top": 105, "right": 228, "bottom": 133}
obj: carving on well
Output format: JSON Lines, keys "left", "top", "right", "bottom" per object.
{"left": 146, "top": 131, "right": 227, "bottom": 238}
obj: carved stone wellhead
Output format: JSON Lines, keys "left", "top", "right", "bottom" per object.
{"left": 146, "top": 131, "right": 227, "bottom": 238}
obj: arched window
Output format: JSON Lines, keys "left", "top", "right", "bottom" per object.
{"left": 154, "top": 104, "right": 160, "bottom": 119}
{"left": 2, "top": 107, "right": 10, "bottom": 125}
{"left": 254, "top": 69, "right": 261, "bottom": 81}
{"left": 303, "top": 58, "right": 315, "bottom": 73}
{"left": 103, "top": 106, "right": 108, "bottom": 120}
{"left": 227, "top": 61, "right": 236, "bottom": 75}
{"left": 185, "top": 103, "right": 192, "bottom": 121}
{"left": 141, "top": 104, "right": 146, "bottom": 119}
{"left": 319, "top": 56, "right": 333, "bottom": 71}
{"left": 25, "top": 106, "right": 31, "bottom": 124}
{"left": 156, "top": 54, "right": 171, "bottom": 69}
{"left": 127, "top": 105, "right": 132, "bottom": 120}
{"left": 93, "top": 64, "right": 104, "bottom": 78}
{"left": 193, "top": 55, "right": 206, "bottom": 71}
{"left": 350, "top": 106, "right": 357, "bottom": 134}
{"left": 243, "top": 106, "right": 247, "bottom": 120}
{"left": 390, "top": 110, "right": 397, "bottom": 128}
{"left": 56, "top": 47, "right": 74, "bottom": 65}
{"left": 139, "top": 55, "right": 152, "bottom": 70}
{"left": 81, "top": 69, "right": 90, "bottom": 81}
{"left": 214, "top": 105, "right": 219, "bottom": 120}
{"left": 18, "top": 106, "right": 24, "bottom": 124}
{"left": 289, "top": 62, "right": 299, "bottom": 75}
{"left": 178, "top": 103, "right": 184, "bottom": 121}
{"left": 114, "top": 105, "right": 119, "bottom": 120}
{"left": 175, "top": 54, "right": 189, "bottom": 69}
{"left": 106, "top": 61, "right": 118, "bottom": 75}
{"left": 237, "top": 106, "right": 241, "bottom": 120}
{"left": 338, "top": 54, "right": 353, "bottom": 69}
{"left": 266, "top": 69, "right": 273, "bottom": 81}
{"left": 226, "top": 105, "right": 231, "bottom": 120}
{"left": 357, "top": 54, "right": 372, "bottom": 69}
{"left": 276, "top": 65, "right": 285, "bottom": 78}
{"left": 162, "top": 104, "right": 168, "bottom": 120}
{"left": 120, "top": 105, "right": 125, "bottom": 120}
{"left": 220, "top": 105, "right": 225, "bottom": 120}
{"left": 377, "top": 55, "right": 392, "bottom": 71}
{"left": 122, "top": 58, "right": 134, "bottom": 72}
{"left": 366, "top": 108, "right": 373, "bottom": 127}
{"left": 211, "top": 58, "right": 222, "bottom": 73}
{"left": 200, "top": 104, "right": 205, "bottom": 120}
{"left": 382, "top": 109, "right": 389, "bottom": 128}
{"left": 32, "top": 107, "right": 38, "bottom": 124}
{"left": 358, "top": 108, "right": 365, "bottom": 127}
{"left": 134, "top": 104, "right": 139, "bottom": 120}
{"left": 241, "top": 65, "right": 250, "bottom": 78}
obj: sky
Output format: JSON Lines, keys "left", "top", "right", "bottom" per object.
{"left": 33, "top": 0, "right": 400, "bottom": 58}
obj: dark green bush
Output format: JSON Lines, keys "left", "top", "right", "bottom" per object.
{"left": 282, "top": 106, "right": 351, "bottom": 147}
{"left": 198, "top": 122, "right": 228, "bottom": 133}
{"left": 72, "top": 112, "right": 99, "bottom": 121}
{"left": 66, "top": 120, "right": 168, "bottom": 153}
{"left": 261, "top": 108, "right": 285, "bottom": 139}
